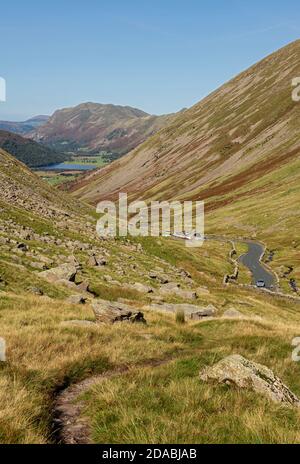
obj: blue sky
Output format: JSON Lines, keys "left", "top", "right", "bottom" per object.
{"left": 1, "top": 0, "right": 300, "bottom": 120}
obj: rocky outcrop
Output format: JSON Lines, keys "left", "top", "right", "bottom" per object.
{"left": 124, "top": 283, "right": 154, "bottom": 294}
{"left": 39, "top": 264, "right": 77, "bottom": 283}
{"left": 200, "top": 355, "right": 300, "bottom": 407}
{"left": 92, "top": 300, "right": 146, "bottom": 325}
{"left": 149, "top": 271, "right": 169, "bottom": 284}
{"left": 150, "top": 302, "right": 217, "bottom": 319}
{"left": 66, "top": 295, "right": 87, "bottom": 305}
{"left": 27, "top": 287, "right": 44, "bottom": 296}
{"left": 190, "top": 304, "right": 217, "bottom": 320}
{"left": 159, "top": 282, "right": 197, "bottom": 300}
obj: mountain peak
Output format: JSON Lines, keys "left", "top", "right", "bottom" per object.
{"left": 31, "top": 102, "right": 175, "bottom": 155}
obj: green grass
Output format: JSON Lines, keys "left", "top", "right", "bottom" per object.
{"left": 67, "top": 154, "right": 108, "bottom": 167}
{"left": 81, "top": 318, "right": 300, "bottom": 444}
{"left": 42, "top": 174, "right": 79, "bottom": 186}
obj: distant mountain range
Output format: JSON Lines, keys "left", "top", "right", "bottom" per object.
{"left": 0, "top": 130, "right": 68, "bottom": 168}
{"left": 0, "top": 115, "right": 49, "bottom": 135}
{"left": 30, "top": 102, "right": 176, "bottom": 156}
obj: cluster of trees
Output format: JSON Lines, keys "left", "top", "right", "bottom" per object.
{"left": 0, "top": 131, "right": 69, "bottom": 168}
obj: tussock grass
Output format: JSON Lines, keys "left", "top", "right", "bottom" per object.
{"left": 0, "top": 292, "right": 204, "bottom": 443}
{"left": 81, "top": 318, "right": 300, "bottom": 444}
{"left": 175, "top": 309, "right": 186, "bottom": 325}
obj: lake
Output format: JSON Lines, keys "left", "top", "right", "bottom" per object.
{"left": 37, "top": 163, "right": 96, "bottom": 171}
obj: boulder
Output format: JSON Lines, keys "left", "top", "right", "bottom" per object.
{"left": 175, "top": 289, "right": 197, "bottom": 300}
{"left": 150, "top": 303, "right": 214, "bottom": 317}
{"left": 17, "top": 243, "right": 28, "bottom": 252}
{"left": 179, "top": 269, "right": 192, "bottom": 279}
{"left": 159, "top": 284, "right": 197, "bottom": 300}
{"left": 56, "top": 279, "right": 77, "bottom": 289}
{"left": 126, "top": 283, "right": 154, "bottom": 294}
{"left": 27, "top": 287, "right": 44, "bottom": 296}
{"left": 96, "top": 257, "right": 107, "bottom": 266}
{"left": 39, "top": 264, "right": 77, "bottom": 283}
{"left": 88, "top": 255, "right": 107, "bottom": 267}
{"left": 76, "top": 281, "right": 91, "bottom": 293}
{"left": 190, "top": 304, "right": 217, "bottom": 320}
{"left": 149, "top": 272, "right": 169, "bottom": 284}
{"left": 67, "top": 255, "right": 81, "bottom": 269}
{"left": 92, "top": 299, "right": 146, "bottom": 325}
{"left": 161, "top": 282, "right": 180, "bottom": 291}
{"left": 88, "top": 256, "right": 98, "bottom": 267}
{"left": 66, "top": 295, "right": 87, "bottom": 305}
{"left": 200, "top": 354, "right": 300, "bottom": 407}
{"left": 30, "top": 261, "right": 48, "bottom": 270}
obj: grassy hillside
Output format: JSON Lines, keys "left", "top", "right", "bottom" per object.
{"left": 31, "top": 102, "right": 176, "bottom": 157}
{"left": 1, "top": 148, "right": 299, "bottom": 444}
{"left": 1, "top": 42, "right": 300, "bottom": 445}
{"left": 70, "top": 40, "right": 300, "bottom": 204}
{"left": 69, "top": 39, "right": 300, "bottom": 295}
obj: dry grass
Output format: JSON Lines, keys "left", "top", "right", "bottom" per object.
{"left": 0, "top": 292, "right": 204, "bottom": 443}
{"left": 81, "top": 317, "right": 300, "bottom": 444}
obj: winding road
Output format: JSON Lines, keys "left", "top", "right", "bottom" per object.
{"left": 238, "top": 241, "right": 276, "bottom": 289}
{"left": 200, "top": 235, "right": 277, "bottom": 290}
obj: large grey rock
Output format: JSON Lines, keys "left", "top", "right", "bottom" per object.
{"left": 87, "top": 255, "right": 98, "bottom": 267}
{"left": 27, "top": 286, "right": 44, "bottom": 296}
{"left": 161, "top": 282, "right": 180, "bottom": 291}
{"left": 39, "top": 264, "right": 77, "bottom": 283}
{"left": 67, "top": 255, "right": 81, "bottom": 270}
{"left": 149, "top": 271, "right": 169, "bottom": 284}
{"left": 125, "top": 283, "right": 154, "bottom": 294}
{"left": 200, "top": 354, "right": 300, "bottom": 407}
{"left": 88, "top": 255, "right": 107, "bottom": 267}
{"left": 150, "top": 303, "right": 216, "bottom": 318}
{"left": 66, "top": 295, "right": 87, "bottom": 305}
{"left": 92, "top": 299, "right": 146, "bottom": 325}
{"left": 76, "top": 281, "right": 92, "bottom": 293}
{"left": 30, "top": 261, "right": 48, "bottom": 270}
{"left": 159, "top": 283, "right": 197, "bottom": 300}
{"left": 190, "top": 304, "right": 217, "bottom": 320}
{"left": 175, "top": 289, "right": 197, "bottom": 300}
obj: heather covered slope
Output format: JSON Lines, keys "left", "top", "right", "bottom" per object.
{"left": 2, "top": 149, "right": 300, "bottom": 444}
{"left": 32, "top": 102, "right": 175, "bottom": 156}
{"left": 70, "top": 40, "right": 300, "bottom": 204}
{"left": 70, "top": 40, "right": 300, "bottom": 291}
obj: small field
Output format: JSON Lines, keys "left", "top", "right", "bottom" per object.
{"left": 35, "top": 154, "right": 109, "bottom": 186}
{"left": 66, "top": 154, "right": 108, "bottom": 168}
